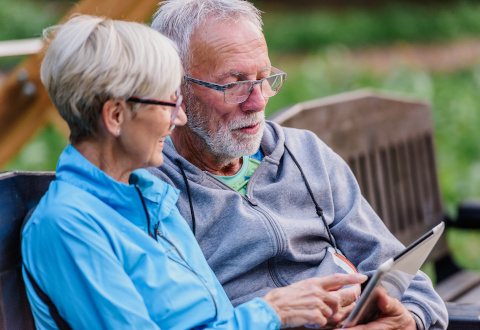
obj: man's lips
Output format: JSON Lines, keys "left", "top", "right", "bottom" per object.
{"left": 234, "top": 123, "right": 260, "bottom": 134}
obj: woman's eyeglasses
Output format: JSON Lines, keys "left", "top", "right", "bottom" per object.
{"left": 127, "top": 88, "right": 183, "bottom": 122}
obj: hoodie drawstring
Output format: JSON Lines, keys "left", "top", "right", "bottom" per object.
{"left": 174, "top": 145, "right": 338, "bottom": 253}
{"left": 284, "top": 143, "right": 339, "bottom": 254}
{"left": 175, "top": 159, "right": 197, "bottom": 236}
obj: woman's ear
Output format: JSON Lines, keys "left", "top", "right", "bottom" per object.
{"left": 102, "top": 100, "right": 125, "bottom": 137}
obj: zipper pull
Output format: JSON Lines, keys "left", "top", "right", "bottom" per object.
{"left": 245, "top": 194, "right": 258, "bottom": 206}
{"left": 153, "top": 222, "right": 160, "bottom": 241}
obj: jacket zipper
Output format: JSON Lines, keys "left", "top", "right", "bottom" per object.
{"left": 244, "top": 193, "right": 284, "bottom": 255}
{"left": 205, "top": 172, "right": 285, "bottom": 288}
{"left": 248, "top": 198, "right": 284, "bottom": 288}
{"left": 135, "top": 185, "right": 157, "bottom": 241}
{"left": 205, "top": 172, "right": 284, "bottom": 255}
{"left": 135, "top": 185, "right": 218, "bottom": 319}
{"left": 156, "top": 229, "right": 219, "bottom": 321}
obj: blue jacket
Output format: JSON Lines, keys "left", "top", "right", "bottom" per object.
{"left": 149, "top": 121, "right": 448, "bottom": 329}
{"left": 21, "top": 145, "right": 280, "bottom": 330}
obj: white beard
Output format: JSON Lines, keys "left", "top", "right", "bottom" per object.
{"left": 186, "top": 94, "right": 265, "bottom": 165}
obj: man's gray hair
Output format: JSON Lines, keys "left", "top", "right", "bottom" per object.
{"left": 41, "top": 14, "right": 183, "bottom": 143}
{"left": 151, "top": 0, "right": 263, "bottom": 73}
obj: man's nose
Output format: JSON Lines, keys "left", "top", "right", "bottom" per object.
{"left": 240, "top": 83, "right": 266, "bottom": 112}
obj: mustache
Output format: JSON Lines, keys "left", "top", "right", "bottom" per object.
{"left": 228, "top": 112, "right": 265, "bottom": 130}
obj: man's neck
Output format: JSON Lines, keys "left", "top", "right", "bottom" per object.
{"left": 171, "top": 126, "right": 243, "bottom": 176}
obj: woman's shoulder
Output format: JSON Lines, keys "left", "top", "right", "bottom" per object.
{"left": 24, "top": 180, "right": 104, "bottom": 234}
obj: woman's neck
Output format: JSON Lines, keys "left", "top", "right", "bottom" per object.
{"left": 73, "top": 140, "right": 132, "bottom": 184}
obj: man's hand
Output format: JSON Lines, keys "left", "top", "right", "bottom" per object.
{"left": 340, "top": 287, "right": 417, "bottom": 330}
{"left": 324, "top": 284, "right": 361, "bottom": 328}
{"left": 263, "top": 273, "right": 367, "bottom": 328}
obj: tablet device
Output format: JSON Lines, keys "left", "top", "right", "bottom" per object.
{"left": 342, "top": 221, "right": 445, "bottom": 328}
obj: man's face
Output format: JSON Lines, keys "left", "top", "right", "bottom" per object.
{"left": 185, "top": 18, "right": 271, "bottom": 163}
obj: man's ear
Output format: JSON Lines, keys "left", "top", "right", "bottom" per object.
{"left": 102, "top": 100, "right": 125, "bottom": 137}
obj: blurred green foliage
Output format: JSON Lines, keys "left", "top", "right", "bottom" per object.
{"left": 263, "top": 1, "right": 480, "bottom": 53}
{"left": 2, "top": 0, "right": 480, "bottom": 271}
{"left": 0, "top": 0, "right": 67, "bottom": 68}
{"left": 3, "top": 125, "right": 67, "bottom": 171}
{"left": 266, "top": 49, "right": 480, "bottom": 215}
{"left": 448, "top": 228, "right": 480, "bottom": 270}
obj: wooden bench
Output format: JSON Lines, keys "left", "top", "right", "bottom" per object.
{"left": 270, "top": 89, "right": 480, "bottom": 328}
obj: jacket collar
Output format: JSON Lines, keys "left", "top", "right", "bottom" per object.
{"left": 56, "top": 145, "right": 179, "bottom": 231}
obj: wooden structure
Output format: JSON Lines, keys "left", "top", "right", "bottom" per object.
{"left": 0, "top": 0, "right": 162, "bottom": 169}
{"left": 271, "top": 90, "right": 443, "bottom": 248}
{"left": 270, "top": 89, "right": 480, "bottom": 327}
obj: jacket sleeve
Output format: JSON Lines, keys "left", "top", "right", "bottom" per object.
{"left": 205, "top": 298, "right": 280, "bottom": 330}
{"left": 22, "top": 205, "right": 161, "bottom": 330}
{"left": 314, "top": 136, "right": 448, "bottom": 329}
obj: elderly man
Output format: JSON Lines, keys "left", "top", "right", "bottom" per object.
{"left": 149, "top": 0, "right": 448, "bottom": 328}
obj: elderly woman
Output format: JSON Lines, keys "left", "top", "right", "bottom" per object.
{"left": 21, "top": 15, "right": 366, "bottom": 329}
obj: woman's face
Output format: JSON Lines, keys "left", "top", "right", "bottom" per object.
{"left": 120, "top": 89, "right": 186, "bottom": 169}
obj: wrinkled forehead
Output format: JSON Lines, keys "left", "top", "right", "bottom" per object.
{"left": 189, "top": 18, "right": 270, "bottom": 80}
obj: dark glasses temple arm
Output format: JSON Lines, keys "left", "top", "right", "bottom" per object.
{"left": 126, "top": 97, "right": 176, "bottom": 107}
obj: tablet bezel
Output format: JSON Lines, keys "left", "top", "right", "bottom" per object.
{"left": 341, "top": 221, "right": 445, "bottom": 328}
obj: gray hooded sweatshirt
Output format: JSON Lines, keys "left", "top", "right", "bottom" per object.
{"left": 149, "top": 121, "right": 448, "bottom": 329}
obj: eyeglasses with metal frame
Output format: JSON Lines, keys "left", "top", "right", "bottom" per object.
{"left": 184, "top": 67, "right": 287, "bottom": 104}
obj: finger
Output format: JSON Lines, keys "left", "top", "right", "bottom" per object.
{"left": 337, "top": 284, "right": 361, "bottom": 307}
{"left": 318, "top": 301, "right": 334, "bottom": 319}
{"left": 375, "top": 286, "right": 397, "bottom": 315}
{"left": 376, "top": 290, "right": 405, "bottom": 319}
{"left": 320, "top": 273, "right": 368, "bottom": 291}
{"left": 343, "top": 323, "right": 383, "bottom": 330}
{"left": 340, "top": 300, "right": 357, "bottom": 317}
{"left": 308, "top": 308, "right": 328, "bottom": 328}
{"left": 326, "top": 300, "right": 357, "bottom": 327}
{"left": 317, "top": 291, "right": 341, "bottom": 316}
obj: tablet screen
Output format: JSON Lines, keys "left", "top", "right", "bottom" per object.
{"left": 342, "top": 222, "right": 445, "bottom": 328}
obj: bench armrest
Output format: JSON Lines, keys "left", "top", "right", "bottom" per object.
{"left": 446, "top": 302, "right": 480, "bottom": 327}
{"left": 448, "top": 201, "right": 480, "bottom": 229}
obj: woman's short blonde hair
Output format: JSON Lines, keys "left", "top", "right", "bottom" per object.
{"left": 41, "top": 14, "right": 183, "bottom": 143}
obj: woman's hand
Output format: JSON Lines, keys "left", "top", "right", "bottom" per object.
{"left": 263, "top": 273, "right": 367, "bottom": 328}
{"left": 341, "top": 287, "right": 417, "bottom": 330}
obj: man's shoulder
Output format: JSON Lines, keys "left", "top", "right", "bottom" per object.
{"left": 266, "top": 120, "right": 320, "bottom": 139}
{"left": 265, "top": 120, "right": 326, "bottom": 149}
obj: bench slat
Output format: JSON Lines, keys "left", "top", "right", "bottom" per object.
{"left": 435, "top": 271, "right": 480, "bottom": 302}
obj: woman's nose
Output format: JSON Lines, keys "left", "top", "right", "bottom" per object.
{"left": 172, "top": 104, "right": 187, "bottom": 127}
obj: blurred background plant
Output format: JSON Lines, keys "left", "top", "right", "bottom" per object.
{"left": 1, "top": 0, "right": 480, "bottom": 277}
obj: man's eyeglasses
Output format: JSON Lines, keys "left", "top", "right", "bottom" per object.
{"left": 184, "top": 67, "right": 286, "bottom": 104}
{"left": 127, "top": 88, "right": 183, "bottom": 122}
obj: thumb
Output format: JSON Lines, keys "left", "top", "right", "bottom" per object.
{"left": 376, "top": 288, "right": 399, "bottom": 316}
